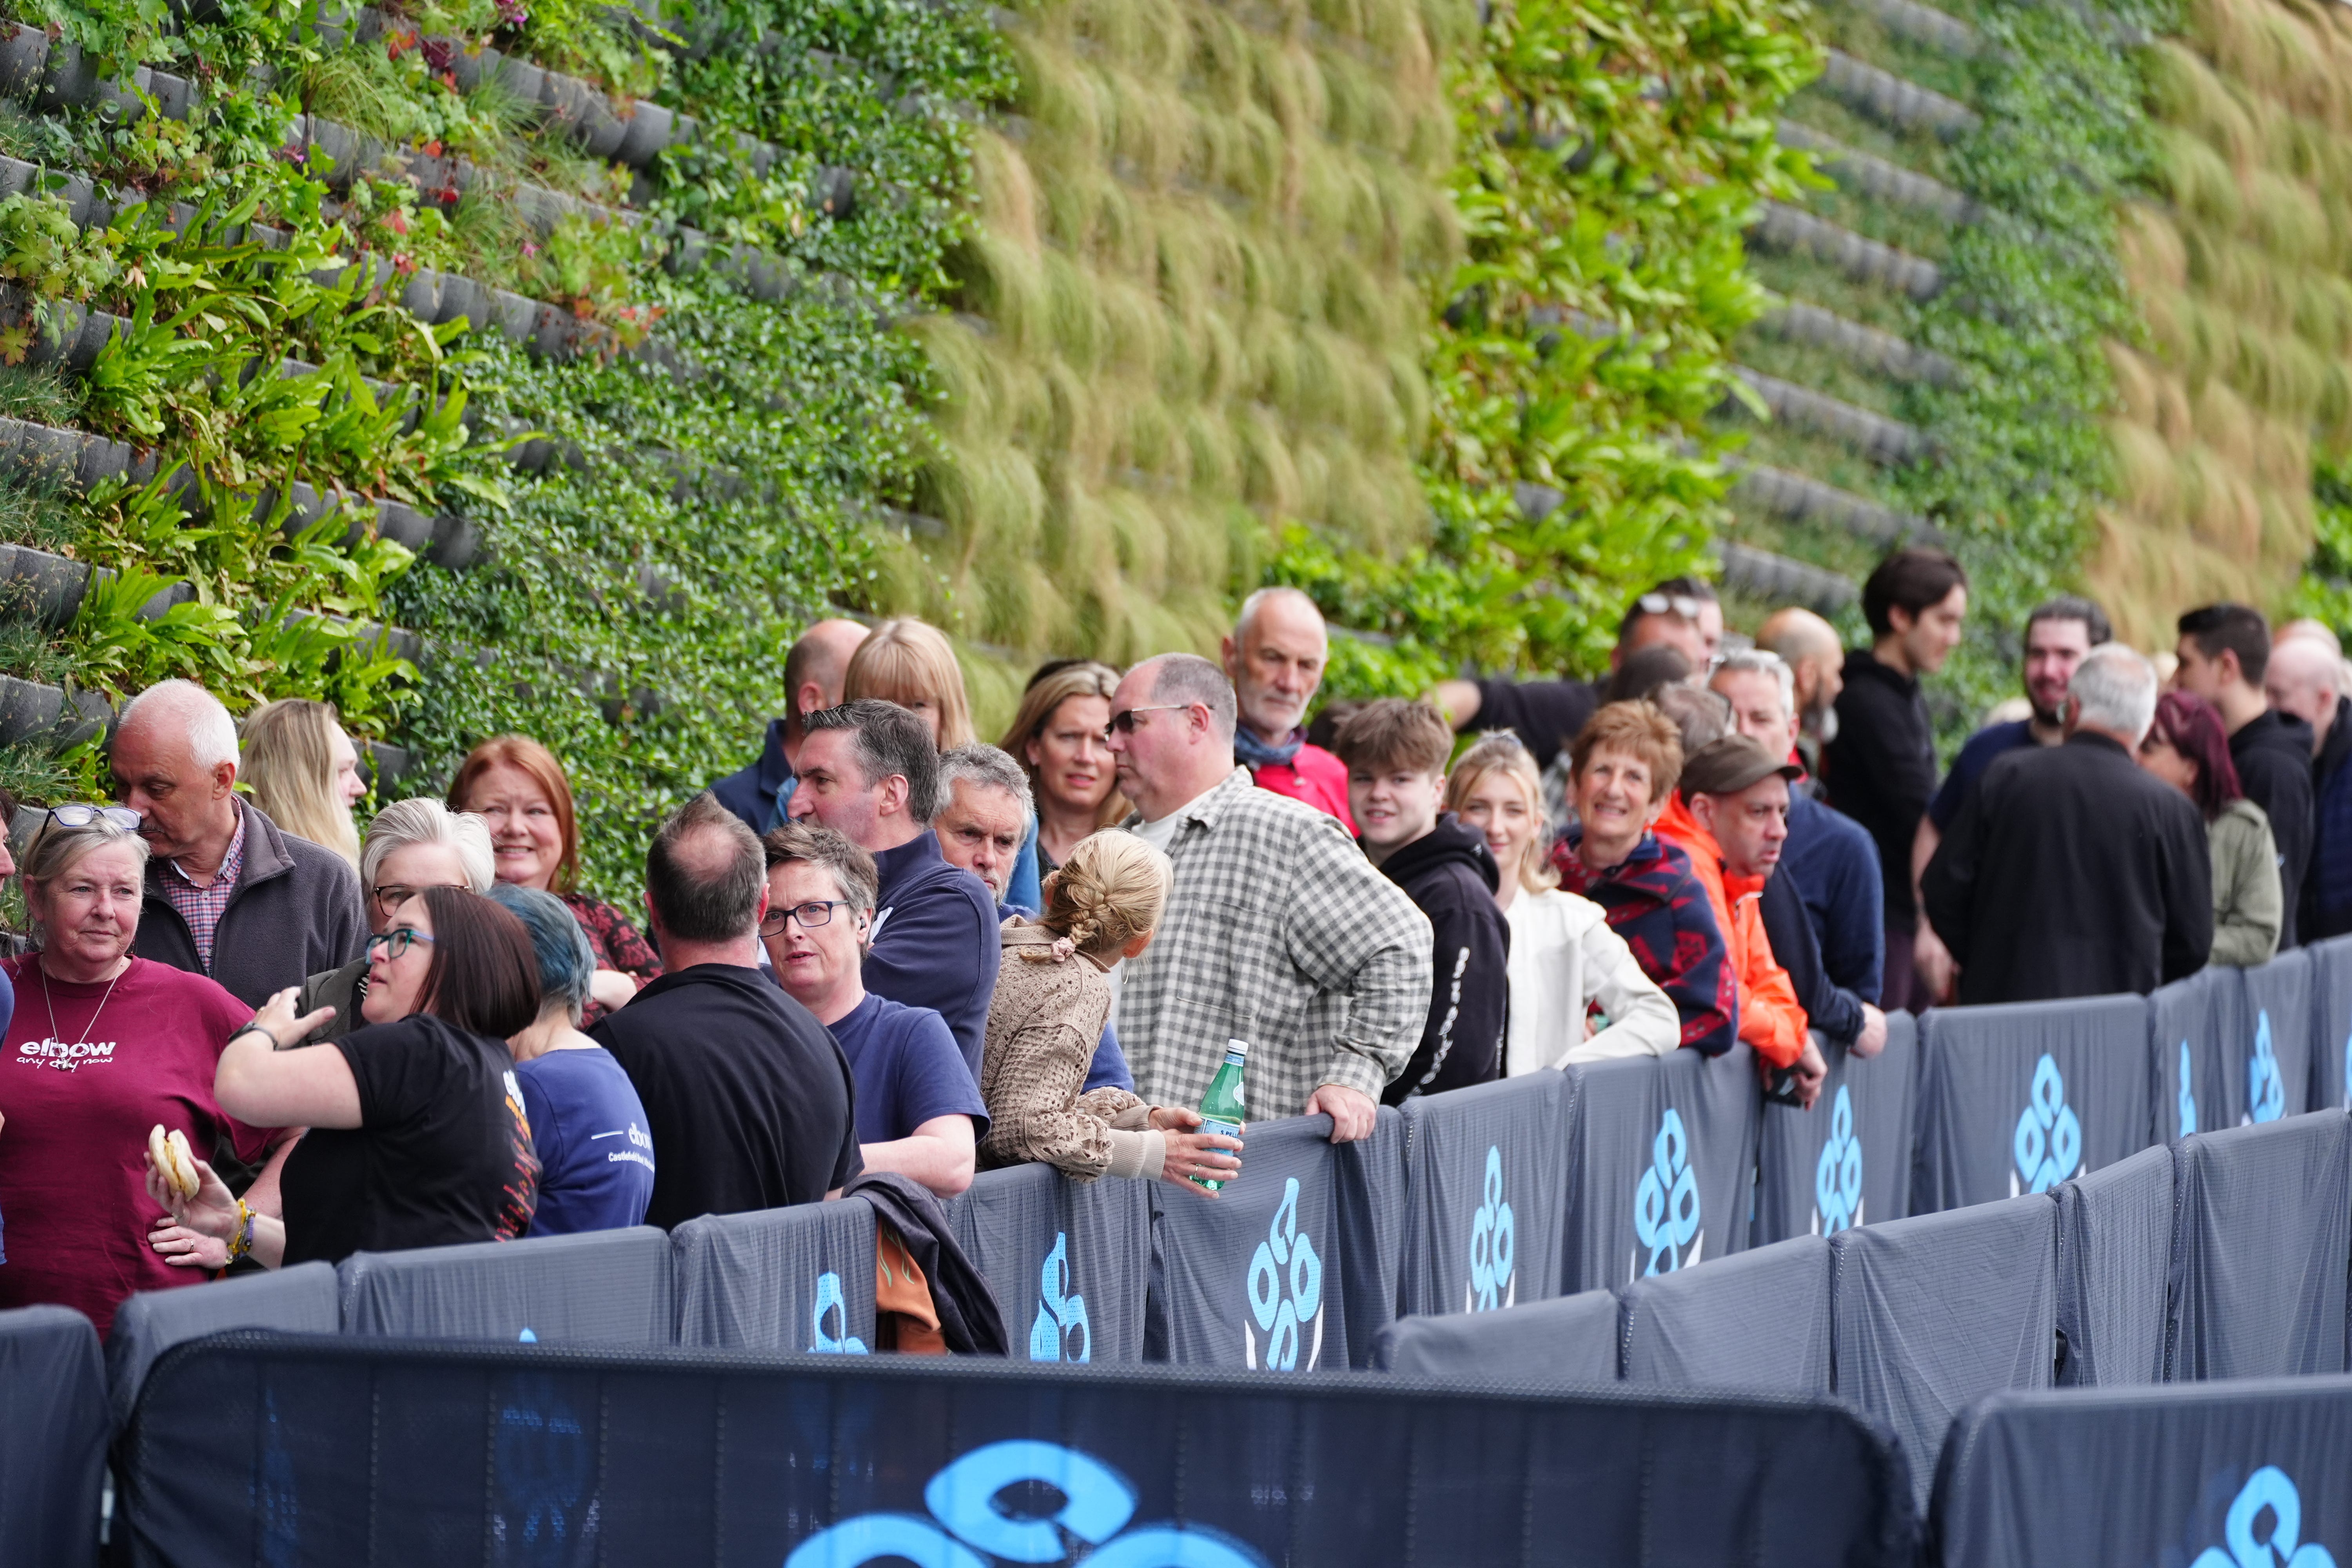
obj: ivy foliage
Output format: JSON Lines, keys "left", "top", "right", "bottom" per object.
{"left": 1272, "top": 0, "right": 1821, "bottom": 697}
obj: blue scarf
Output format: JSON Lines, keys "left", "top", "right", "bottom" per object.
{"left": 1232, "top": 723, "right": 1306, "bottom": 770}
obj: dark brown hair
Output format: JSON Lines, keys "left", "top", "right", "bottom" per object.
{"left": 1331, "top": 698, "right": 1453, "bottom": 776}
{"left": 414, "top": 885, "right": 542, "bottom": 1039}
{"left": 1862, "top": 548, "right": 1969, "bottom": 638}
{"left": 647, "top": 791, "right": 765, "bottom": 943}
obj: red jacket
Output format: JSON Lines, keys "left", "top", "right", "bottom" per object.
{"left": 1654, "top": 795, "right": 1808, "bottom": 1069}
{"left": 1249, "top": 742, "right": 1356, "bottom": 833}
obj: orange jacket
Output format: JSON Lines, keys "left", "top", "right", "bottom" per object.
{"left": 1654, "top": 795, "right": 1809, "bottom": 1069}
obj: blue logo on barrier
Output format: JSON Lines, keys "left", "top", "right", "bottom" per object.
{"left": 2012, "top": 1054, "right": 2082, "bottom": 1195}
{"left": 1633, "top": 1108, "right": 1700, "bottom": 1278}
{"left": 2190, "top": 1465, "right": 2337, "bottom": 1568}
{"left": 1814, "top": 1086, "right": 1862, "bottom": 1234}
{"left": 1467, "top": 1145, "right": 1515, "bottom": 1312}
{"left": 1028, "top": 1231, "right": 1090, "bottom": 1363}
{"left": 810, "top": 1270, "right": 868, "bottom": 1355}
{"left": 1245, "top": 1177, "right": 1323, "bottom": 1371}
{"left": 2247, "top": 1009, "right": 2285, "bottom": 1125}
{"left": 2180, "top": 1040, "right": 2199, "bottom": 1138}
{"left": 784, "top": 1439, "right": 1269, "bottom": 1568}
{"left": 495, "top": 1388, "right": 591, "bottom": 1554}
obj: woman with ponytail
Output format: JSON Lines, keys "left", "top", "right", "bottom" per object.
{"left": 978, "top": 831, "right": 1242, "bottom": 1194}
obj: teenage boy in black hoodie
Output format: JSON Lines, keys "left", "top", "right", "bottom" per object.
{"left": 1333, "top": 700, "right": 1510, "bottom": 1105}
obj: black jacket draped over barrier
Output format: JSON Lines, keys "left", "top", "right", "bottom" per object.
{"left": 1921, "top": 731, "right": 2213, "bottom": 1006}
{"left": 845, "top": 1171, "right": 1007, "bottom": 1355}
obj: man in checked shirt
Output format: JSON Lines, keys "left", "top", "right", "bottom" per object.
{"left": 1105, "top": 653, "right": 1430, "bottom": 1142}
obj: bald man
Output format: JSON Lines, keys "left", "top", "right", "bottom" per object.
{"left": 2271, "top": 635, "right": 2352, "bottom": 940}
{"left": 709, "top": 617, "right": 870, "bottom": 832}
{"left": 1759, "top": 607, "right": 1845, "bottom": 776}
{"left": 1223, "top": 586, "right": 1353, "bottom": 828}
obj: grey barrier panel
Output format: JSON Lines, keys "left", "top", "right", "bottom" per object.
{"left": 673, "top": 1198, "right": 877, "bottom": 1353}
{"left": 2167, "top": 1110, "right": 2352, "bottom": 1381}
{"left": 338, "top": 1227, "right": 673, "bottom": 1347}
{"left": 1754, "top": 1011, "right": 1918, "bottom": 1243}
{"left": 1397, "top": 1071, "right": 1572, "bottom": 1318}
{"left": 1369, "top": 1286, "right": 1621, "bottom": 1384}
{"left": 1913, "top": 994, "right": 2152, "bottom": 1214}
{"left": 1622, "top": 1234, "right": 1832, "bottom": 1394}
{"left": 1830, "top": 1194, "right": 2057, "bottom": 1510}
{"left": 1146, "top": 1115, "right": 1348, "bottom": 1371}
{"left": 2052, "top": 1144, "right": 2173, "bottom": 1388}
{"left": 1563, "top": 1044, "right": 1760, "bottom": 1291}
{"left": 947, "top": 1163, "right": 1151, "bottom": 1365}
{"left": 107, "top": 1263, "right": 338, "bottom": 1426}
{"left": 1933, "top": 1377, "right": 2352, "bottom": 1568}
{"left": 2308, "top": 936, "right": 2352, "bottom": 1109}
{"left": 0, "top": 1304, "right": 105, "bottom": 1568}
{"left": 2151, "top": 967, "right": 2229, "bottom": 1143}
{"left": 122, "top": 1334, "right": 1921, "bottom": 1567}
{"left": 2233, "top": 950, "right": 2314, "bottom": 1127}
{"left": 1333, "top": 1105, "right": 1410, "bottom": 1364}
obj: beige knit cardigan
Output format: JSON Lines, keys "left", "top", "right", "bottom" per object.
{"left": 978, "top": 918, "right": 1165, "bottom": 1181}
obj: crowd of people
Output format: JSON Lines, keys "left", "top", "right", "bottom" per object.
{"left": 0, "top": 554, "right": 2343, "bottom": 1343}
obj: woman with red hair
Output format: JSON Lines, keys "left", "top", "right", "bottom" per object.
{"left": 449, "top": 737, "right": 661, "bottom": 1022}
{"left": 2137, "top": 690, "right": 2281, "bottom": 965}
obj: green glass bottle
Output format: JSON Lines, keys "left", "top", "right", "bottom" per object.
{"left": 1193, "top": 1039, "right": 1249, "bottom": 1191}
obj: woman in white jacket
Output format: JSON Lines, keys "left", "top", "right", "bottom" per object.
{"left": 1448, "top": 733, "right": 1681, "bottom": 1073}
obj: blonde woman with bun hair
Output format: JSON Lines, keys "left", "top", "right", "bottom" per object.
{"left": 978, "top": 831, "right": 1243, "bottom": 1193}
{"left": 240, "top": 699, "right": 365, "bottom": 867}
{"left": 1446, "top": 732, "right": 1679, "bottom": 1074}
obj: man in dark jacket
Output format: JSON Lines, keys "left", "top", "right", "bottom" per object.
{"left": 1923, "top": 645, "right": 2212, "bottom": 1005}
{"left": 2178, "top": 603, "right": 2314, "bottom": 948}
{"left": 707, "top": 617, "right": 869, "bottom": 833}
{"left": 787, "top": 699, "right": 1000, "bottom": 1076}
{"left": 2267, "top": 635, "right": 2352, "bottom": 940}
{"left": 1823, "top": 547, "right": 1968, "bottom": 1012}
{"left": 112, "top": 679, "right": 366, "bottom": 1007}
{"left": 1334, "top": 701, "right": 1510, "bottom": 1105}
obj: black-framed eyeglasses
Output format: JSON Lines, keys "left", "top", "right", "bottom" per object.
{"left": 1104, "top": 704, "right": 1192, "bottom": 739}
{"left": 759, "top": 900, "right": 850, "bottom": 935}
{"left": 365, "top": 928, "right": 436, "bottom": 960}
{"left": 45, "top": 804, "right": 142, "bottom": 832}
{"left": 1637, "top": 592, "right": 1706, "bottom": 621}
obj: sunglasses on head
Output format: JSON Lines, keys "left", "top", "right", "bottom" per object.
{"left": 43, "top": 804, "right": 142, "bottom": 832}
{"left": 1637, "top": 592, "right": 1707, "bottom": 621}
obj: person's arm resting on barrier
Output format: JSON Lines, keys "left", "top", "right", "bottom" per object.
{"left": 1287, "top": 820, "right": 1433, "bottom": 1141}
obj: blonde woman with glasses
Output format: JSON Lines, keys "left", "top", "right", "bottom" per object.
{"left": 1446, "top": 733, "right": 1679, "bottom": 1073}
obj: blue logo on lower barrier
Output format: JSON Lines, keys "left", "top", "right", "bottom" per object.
{"left": 810, "top": 1270, "right": 867, "bottom": 1355}
{"left": 784, "top": 1439, "right": 1268, "bottom": 1568}
{"left": 1467, "top": 1145, "right": 1515, "bottom": 1312}
{"left": 1633, "top": 1108, "right": 1700, "bottom": 1278}
{"left": 1814, "top": 1086, "right": 1862, "bottom": 1234}
{"left": 2190, "top": 1465, "right": 2337, "bottom": 1568}
{"left": 2012, "top": 1053, "right": 2082, "bottom": 1195}
{"left": 1028, "top": 1231, "right": 1090, "bottom": 1363}
{"left": 2180, "top": 1040, "right": 2198, "bottom": 1138}
{"left": 2247, "top": 1009, "right": 2285, "bottom": 1125}
{"left": 1245, "top": 1177, "right": 1323, "bottom": 1371}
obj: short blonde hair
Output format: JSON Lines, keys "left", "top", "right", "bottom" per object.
{"left": 1032, "top": 830, "right": 1171, "bottom": 962}
{"left": 1445, "top": 733, "right": 1557, "bottom": 895}
{"left": 845, "top": 619, "right": 975, "bottom": 750}
{"left": 240, "top": 699, "right": 361, "bottom": 867}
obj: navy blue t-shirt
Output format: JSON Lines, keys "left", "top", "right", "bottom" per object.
{"left": 1927, "top": 720, "right": 2036, "bottom": 831}
{"left": 828, "top": 993, "right": 989, "bottom": 1145}
{"left": 515, "top": 1045, "right": 656, "bottom": 1236}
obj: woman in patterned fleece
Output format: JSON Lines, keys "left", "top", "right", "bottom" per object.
{"left": 977, "top": 832, "right": 1243, "bottom": 1193}
{"left": 1550, "top": 702, "right": 1739, "bottom": 1056}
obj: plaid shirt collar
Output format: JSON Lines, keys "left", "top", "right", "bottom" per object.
{"left": 162, "top": 801, "right": 246, "bottom": 971}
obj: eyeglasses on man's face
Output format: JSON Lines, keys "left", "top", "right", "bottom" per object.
{"left": 364, "top": 928, "right": 436, "bottom": 961}
{"left": 1103, "top": 703, "right": 1193, "bottom": 740}
{"left": 759, "top": 900, "right": 851, "bottom": 936}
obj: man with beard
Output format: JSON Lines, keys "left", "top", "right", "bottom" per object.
{"left": 1908, "top": 595, "right": 2109, "bottom": 1004}
{"left": 1221, "top": 586, "right": 1354, "bottom": 829}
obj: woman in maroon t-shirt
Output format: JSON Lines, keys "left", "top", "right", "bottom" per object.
{"left": 0, "top": 808, "right": 273, "bottom": 1338}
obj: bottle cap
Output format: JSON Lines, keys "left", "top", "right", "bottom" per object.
{"left": 1223, "top": 1038, "right": 1250, "bottom": 1057}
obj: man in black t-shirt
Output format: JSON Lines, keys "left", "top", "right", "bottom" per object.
{"left": 593, "top": 793, "right": 860, "bottom": 1227}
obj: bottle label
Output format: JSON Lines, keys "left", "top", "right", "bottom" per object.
{"left": 1192, "top": 1114, "right": 1243, "bottom": 1191}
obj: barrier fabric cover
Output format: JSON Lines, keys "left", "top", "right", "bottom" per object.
{"left": 1563, "top": 1045, "right": 1760, "bottom": 1292}
{"left": 1369, "top": 1287, "right": 1621, "bottom": 1384}
{"left": 338, "top": 1227, "right": 673, "bottom": 1346}
{"left": 1754, "top": 1013, "right": 1918, "bottom": 1245}
{"left": 948, "top": 1163, "right": 1152, "bottom": 1365}
{"left": 2231, "top": 950, "right": 2313, "bottom": 1128}
{"left": 2167, "top": 1111, "right": 2352, "bottom": 1381}
{"left": 1622, "top": 1234, "right": 1833, "bottom": 1394}
{"left": 2151, "top": 968, "right": 2229, "bottom": 1145}
{"left": 0, "top": 1304, "right": 105, "bottom": 1568}
{"left": 1914, "top": 995, "right": 2151, "bottom": 1214}
{"left": 1830, "top": 1194, "right": 2057, "bottom": 1508}
{"left": 2309, "top": 935, "right": 2352, "bottom": 1109}
{"left": 2052, "top": 1144, "right": 2173, "bottom": 1388}
{"left": 121, "top": 1334, "right": 1921, "bottom": 1567}
{"left": 107, "top": 1262, "right": 338, "bottom": 1426}
{"left": 1398, "top": 1072, "right": 1572, "bottom": 1317}
{"left": 673, "top": 1197, "right": 877, "bottom": 1353}
{"left": 1933, "top": 1377, "right": 2352, "bottom": 1568}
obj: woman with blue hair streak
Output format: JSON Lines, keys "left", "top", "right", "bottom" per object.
{"left": 488, "top": 883, "right": 655, "bottom": 1234}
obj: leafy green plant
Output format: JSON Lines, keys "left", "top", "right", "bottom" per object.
{"left": 0, "top": 194, "right": 118, "bottom": 303}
